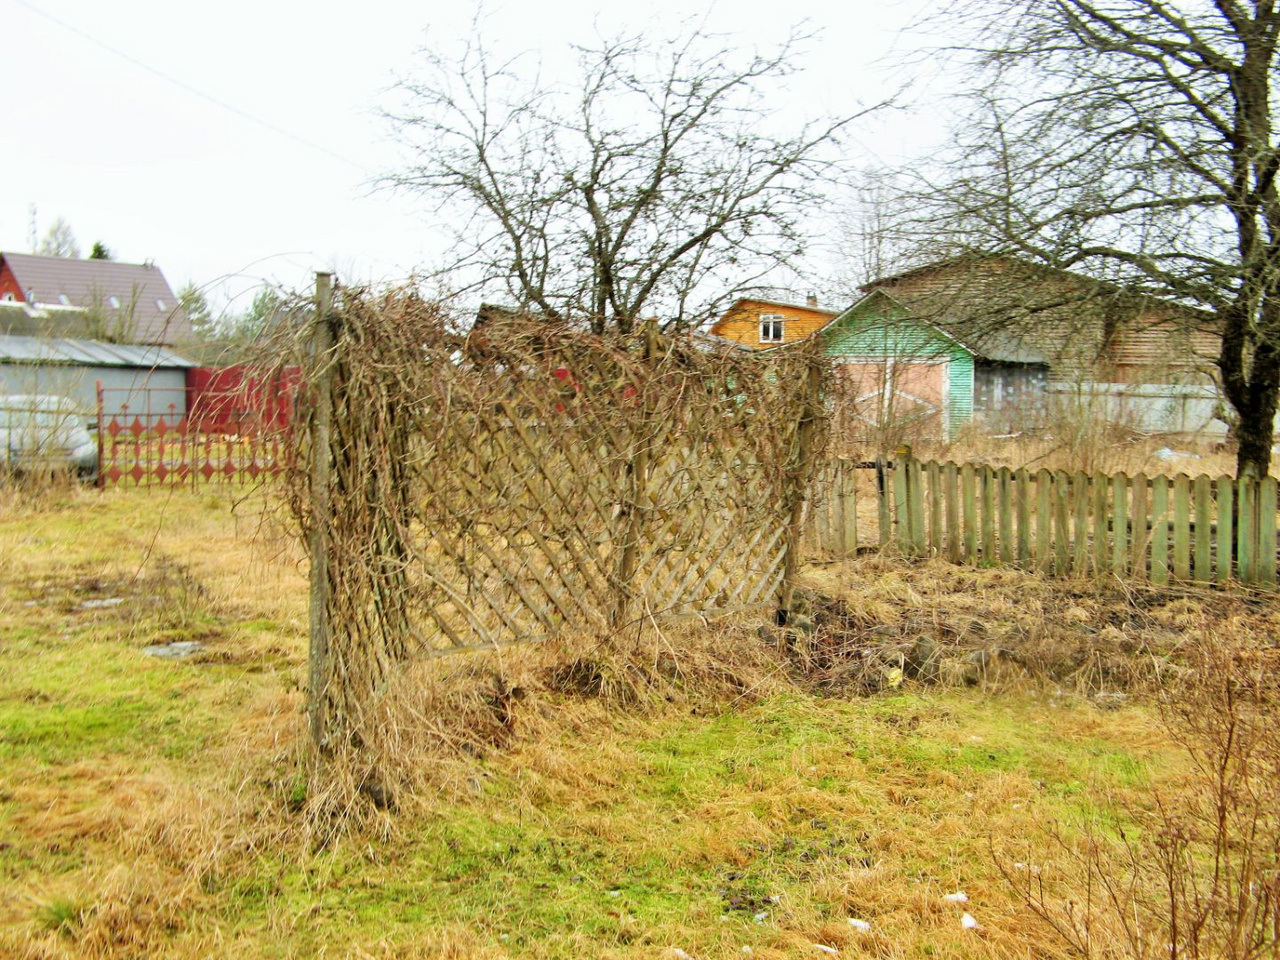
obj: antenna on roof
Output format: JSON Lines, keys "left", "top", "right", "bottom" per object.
{"left": 28, "top": 204, "right": 37, "bottom": 253}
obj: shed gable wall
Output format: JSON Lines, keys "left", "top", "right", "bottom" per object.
{"left": 823, "top": 301, "right": 975, "bottom": 437}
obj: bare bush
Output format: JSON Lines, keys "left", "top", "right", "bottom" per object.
{"left": 1008, "top": 636, "right": 1280, "bottom": 958}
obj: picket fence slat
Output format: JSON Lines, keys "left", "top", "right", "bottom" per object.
{"left": 1015, "top": 468, "right": 1031, "bottom": 567}
{"left": 1073, "top": 471, "right": 1089, "bottom": 576}
{"left": 1053, "top": 472, "right": 1071, "bottom": 576}
{"left": 1193, "top": 473, "right": 1212, "bottom": 582}
{"left": 1151, "top": 475, "right": 1169, "bottom": 586}
{"left": 830, "top": 455, "right": 1279, "bottom": 590}
{"left": 1260, "top": 477, "right": 1277, "bottom": 585}
{"left": 1217, "top": 476, "right": 1234, "bottom": 584}
{"left": 981, "top": 467, "right": 997, "bottom": 565}
{"left": 998, "top": 467, "right": 1014, "bottom": 565}
{"left": 909, "top": 458, "right": 927, "bottom": 556}
{"left": 944, "top": 463, "right": 960, "bottom": 562}
{"left": 1036, "top": 469, "right": 1052, "bottom": 573}
{"left": 1238, "top": 475, "right": 1255, "bottom": 583}
{"left": 1093, "top": 469, "right": 1109, "bottom": 574}
{"left": 927, "top": 461, "right": 941, "bottom": 556}
{"left": 1112, "top": 473, "right": 1130, "bottom": 576}
{"left": 1131, "top": 475, "right": 1148, "bottom": 581}
{"left": 962, "top": 464, "right": 978, "bottom": 563}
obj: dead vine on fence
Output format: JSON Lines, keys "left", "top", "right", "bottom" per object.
{"left": 285, "top": 288, "right": 827, "bottom": 748}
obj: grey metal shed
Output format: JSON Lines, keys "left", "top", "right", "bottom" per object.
{"left": 0, "top": 335, "right": 196, "bottom": 419}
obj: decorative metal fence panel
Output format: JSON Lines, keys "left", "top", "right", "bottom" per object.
{"left": 96, "top": 383, "right": 288, "bottom": 487}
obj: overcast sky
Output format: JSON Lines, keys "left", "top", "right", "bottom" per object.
{"left": 3, "top": 0, "right": 946, "bottom": 316}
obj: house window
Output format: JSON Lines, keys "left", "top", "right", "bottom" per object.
{"left": 759, "top": 314, "right": 784, "bottom": 343}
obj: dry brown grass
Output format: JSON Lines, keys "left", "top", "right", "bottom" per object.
{"left": 3, "top": 486, "right": 1278, "bottom": 958}
{"left": 925, "top": 424, "right": 1246, "bottom": 480}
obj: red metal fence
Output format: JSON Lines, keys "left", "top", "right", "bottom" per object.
{"left": 96, "top": 380, "right": 292, "bottom": 487}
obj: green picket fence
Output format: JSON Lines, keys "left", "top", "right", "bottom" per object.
{"left": 813, "top": 456, "right": 1279, "bottom": 587}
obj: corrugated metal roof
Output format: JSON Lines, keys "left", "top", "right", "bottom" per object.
{"left": 0, "top": 335, "right": 196, "bottom": 369}
{"left": 0, "top": 252, "right": 191, "bottom": 346}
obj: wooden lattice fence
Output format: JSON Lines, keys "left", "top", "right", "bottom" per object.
{"left": 291, "top": 283, "right": 827, "bottom": 747}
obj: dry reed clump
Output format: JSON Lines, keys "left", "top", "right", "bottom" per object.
{"left": 936, "top": 393, "right": 1245, "bottom": 479}
{"left": 997, "top": 632, "right": 1280, "bottom": 959}
{"left": 0, "top": 471, "right": 90, "bottom": 518}
{"left": 0, "top": 774, "right": 254, "bottom": 960}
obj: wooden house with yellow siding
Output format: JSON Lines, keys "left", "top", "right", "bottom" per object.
{"left": 705, "top": 296, "right": 838, "bottom": 350}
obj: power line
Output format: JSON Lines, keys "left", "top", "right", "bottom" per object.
{"left": 10, "top": 0, "right": 371, "bottom": 174}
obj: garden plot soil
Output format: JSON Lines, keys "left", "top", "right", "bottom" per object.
{"left": 792, "top": 557, "right": 1280, "bottom": 693}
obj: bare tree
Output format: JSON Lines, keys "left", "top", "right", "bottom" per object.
{"left": 385, "top": 26, "right": 884, "bottom": 334}
{"left": 38, "top": 216, "right": 80, "bottom": 259}
{"left": 906, "top": 0, "right": 1280, "bottom": 476}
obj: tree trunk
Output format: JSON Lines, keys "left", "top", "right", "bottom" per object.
{"left": 1233, "top": 341, "right": 1280, "bottom": 479}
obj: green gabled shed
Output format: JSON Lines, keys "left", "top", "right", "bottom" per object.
{"left": 820, "top": 289, "right": 978, "bottom": 442}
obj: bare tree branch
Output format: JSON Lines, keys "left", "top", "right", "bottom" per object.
{"left": 383, "top": 25, "right": 887, "bottom": 334}
{"left": 897, "top": 0, "right": 1280, "bottom": 475}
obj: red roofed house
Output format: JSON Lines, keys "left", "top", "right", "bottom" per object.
{"left": 0, "top": 251, "right": 191, "bottom": 346}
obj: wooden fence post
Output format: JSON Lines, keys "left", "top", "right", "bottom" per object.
{"left": 893, "top": 444, "right": 912, "bottom": 553}
{"left": 876, "top": 458, "right": 892, "bottom": 549}
{"left": 613, "top": 319, "right": 658, "bottom": 627}
{"left": 307, "top": 272, "right": 335, "bottom": 751}
{"left": 778, "top": 353, "right": 824, "bottom": 621}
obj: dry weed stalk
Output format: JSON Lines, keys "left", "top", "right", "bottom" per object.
{"left": 1006, "top": 635, "right": 1280, "bottom": 959}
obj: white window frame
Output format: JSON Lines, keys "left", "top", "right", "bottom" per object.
{"left": 759, "top": 314, "right": 785, "bottom": 343}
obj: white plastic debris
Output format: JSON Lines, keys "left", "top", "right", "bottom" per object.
{"left": 670, "top": 950, "right": 694, "bottom": 960}
{"left": 943, "top": 891, "right": 969, "bottom": 903}
{"left": 814, "top": 945, "right": 839, "bottom": 955}
{"left": 753, "top": 911, "right": 768, "bottom": 922}
{"left": 961, "top": 912, "right": 979, "bottom": 930}
{"left": 847, "top": 918, "right": 872, "bottom": 933}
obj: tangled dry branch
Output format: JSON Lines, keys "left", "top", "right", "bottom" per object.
{"left": 282, "top": 288, "right": 828, "bottom": 750}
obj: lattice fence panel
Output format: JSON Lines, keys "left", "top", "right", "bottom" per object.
{"left": 287, "top": 290, "right": 827, "bottom": 740}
